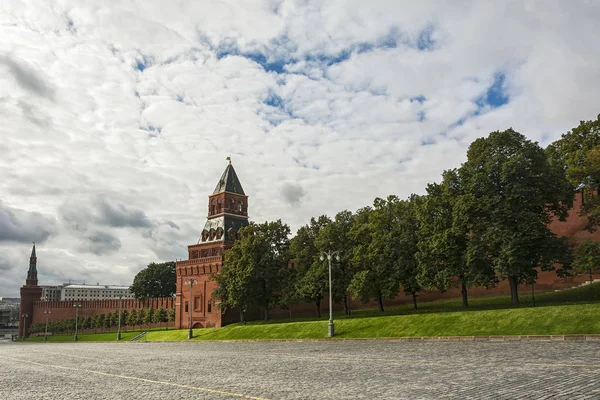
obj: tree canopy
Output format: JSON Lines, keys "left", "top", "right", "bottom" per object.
{"left": 213, "top": 220, "right": 291, "bottom": 321}
{"left": 130, "top": 261, "right": 176, "bottom": 299}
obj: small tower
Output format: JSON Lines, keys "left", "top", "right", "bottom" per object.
{"left": 19, "top": 243, "right": 43, "bottom": 338}
{"left": 175, "top": 158, "right": 249, "bottom": 329}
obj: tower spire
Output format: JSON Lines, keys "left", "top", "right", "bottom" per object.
{"left": 26, "top": 242, "right": 38, "bottom": 285}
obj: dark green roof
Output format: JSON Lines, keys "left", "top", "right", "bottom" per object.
{"left": 213, "top": 163, "right": 245, "bottom": 195}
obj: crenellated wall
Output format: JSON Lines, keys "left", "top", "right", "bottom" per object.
{"left": 30, "top": 297, "right": 174, "bottom": 326}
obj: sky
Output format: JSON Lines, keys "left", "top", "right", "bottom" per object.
{"left": 1, "top": 1, "right": 599, "bottom": 297}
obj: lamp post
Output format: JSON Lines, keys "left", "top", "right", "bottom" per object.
{"left": 320, "top": 250, "right": 340, "bottom": 338}
{"left": 73, "top": 304, "right": 82, "bottom": 341}
{"left": 11, "top": 318, "right": 16, "bottom": 341}
{"left": 184, "top": 278, "right": 197, "bottom": 339}
{"left": 117, "top": 295, "right": 123, "bottom": 341}
{"left": 44, "top": 310, "right": 51, "bottom": 341}
{"left": 21, "top": 313, "right": 28, "bottom": 341}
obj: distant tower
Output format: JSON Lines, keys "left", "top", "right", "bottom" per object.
{"left": 175, "top": 158, "right": 249, "bottom": 329}
{"left": 18, "top": 243, "right": 43, "bottom": 338}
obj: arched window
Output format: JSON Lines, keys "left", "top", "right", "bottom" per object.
{"left": 238, "top": 200, "right": 243, "bottom": 212}
{"left": 217, "top": 198, "right": 222, "bottom": 213}
{"left": 230, "top": 198, "right": 235, "bottom": 210}
{"left": 211, "top": 199, "right": 216, "bottom": 215}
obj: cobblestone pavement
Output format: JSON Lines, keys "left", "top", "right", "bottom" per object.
{"left": 1, "top": 340, "right": 599, "bottom": 399}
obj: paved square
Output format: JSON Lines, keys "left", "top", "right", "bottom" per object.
{"left": 1, "top": 340, "right": 599, "bottom": 399}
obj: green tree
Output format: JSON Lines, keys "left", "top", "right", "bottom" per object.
{"left": 154, "top": 307, "right": 168, "bottom": 327}
{"left": 417, "top": 169, "right": 497, "bottom": 307}
{"left": 130, "top": 261, "right": 176, "bottom": 299}
{"left": 349, "top": 199, "right": 406, "bottom": 312}
{"left": 315, "top": 210, "right": 356, "bottom": 316}
{"left": 290, "top": 216, "right": 331, "bottom": 317}
{"left": 144, "top": 307, "right": 155, "bottom": 326}
{"left": 460, "top": 128, "right": 574, "bottom": 304}
{"left": 573, "top": 239, "right": 600, "bottom": 284}
{"left": 104, "top": 312, "right": 114, "bottom": 329}
{"left": 126, "top": 309, "right": 138, "bottom": 328}
{"left": 138, "top": 309, "right": 147, "bottom": 327}
{"left": 547, "top": 115, "right": 600, "bottom": 229}
{"left": 82, "top": 315, "right": 92, "bottom": 330}
{"left": 120, "top": 309, "right": 129, "bottom": 329}
{"left": 214, "top": 220, "right": 291, "bottom": 321}
{"left": 167, "top": 307, "right": 175, "bottom": 324}
{"left": 96, "top": 314, "right": 105, "bottom": 331}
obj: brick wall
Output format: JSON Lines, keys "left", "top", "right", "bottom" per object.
{"left": 31, "top": 298, "right": 174, "bottom": 326}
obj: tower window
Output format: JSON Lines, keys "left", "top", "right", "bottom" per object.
{"left": 185, "top": 301, "right": 189, "bottom": 313}
{"left": 207, "top": 301, "right": 212, "bottom": 314}
{"left": 238, "top": 201, "right": 243, "bottom": 212}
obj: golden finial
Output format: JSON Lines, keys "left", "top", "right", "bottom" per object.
{"left": 226, "top": 156, "right": 231, "bottom": 165}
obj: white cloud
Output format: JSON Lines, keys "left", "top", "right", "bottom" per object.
{"left": 0, "top": 0, "right": 599, "bottom": 296}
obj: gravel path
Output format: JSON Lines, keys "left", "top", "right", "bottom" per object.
{"left": 1, "top": 340, "right": 599, "bottom": 399}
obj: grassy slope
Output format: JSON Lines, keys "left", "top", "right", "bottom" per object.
{"left": 28, "top": 283, "right": 600, "bottom": 342}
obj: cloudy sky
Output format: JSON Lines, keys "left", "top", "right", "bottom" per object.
{"left": 1, "top": 1, "right": 599, "bottom": 296}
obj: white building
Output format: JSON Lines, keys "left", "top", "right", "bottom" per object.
{"left": 40, "top": 283, "right": 135, "bottom": 301}
{"left": 40, "top": 285, "right": 62, "bottom": 301}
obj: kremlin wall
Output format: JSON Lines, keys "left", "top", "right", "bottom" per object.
{"left": 18, "top": 163, "right": 600, "bottom": 338}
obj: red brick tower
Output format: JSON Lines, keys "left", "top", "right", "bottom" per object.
{"left": 19, "top": 243, "right": 42, "bottom": 338}
{"left": 175, "top": 159, "right": 249, "bottom": 328}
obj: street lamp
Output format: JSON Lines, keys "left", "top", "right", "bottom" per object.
{"left": 73, "top": 304, "right": 82, "bottom": 341}
{"left": 44, "top": 310, "right": 51, "bottom": 341}
{"left": 11, "top": 318, "right": 17, "bottom": 341}
{"left": 21, "top": 313, "right": 28, "bottom": 341}
{"left": 117, "top": 295, "right": 123, "bottom": 341}
{"left": 320, "top": 250, "right": 340, "bottom": 338}
{"left": 184, "top": 279, "right": 198, "bottom": 339}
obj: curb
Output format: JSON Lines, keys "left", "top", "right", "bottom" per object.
{"left": 147, "top": 334, "right": 600, "bottom": 343}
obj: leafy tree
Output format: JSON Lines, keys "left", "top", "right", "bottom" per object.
{"left": 96, "top": 314, "right": 105, "bottom": 331}
{"left": 82, "top": 315, "right": 93, "bottom": 330}
{"left": 459, "top": 128, "right": 574, "bottom": 304}
{"left": 290, "top": 216, "right": 331, "bottom": 317}
{"left": 130, "top": 261, "right": 176, "bottom": 299}
{"left": 126, "top": 309, "right": 138, "bottom": 328}
{"left": 417, "top": 169, "right": 497, "bottom": 307}
{"left": 138, "top": 309, "right": 147, "bottom": 327}
{"left": 315, "top": 210, "right": 356, "bottom": 316}
{"left": 214, "top": 220, "right": 291, "bottom": 321}
{"left": 167, "top": 307, "right": 175, "bottom": 324}
{"left": 154, "top": 307, "right": 168, "bottom": 327}
{"left": 104, "top": 312, "right": 114, "bottom": 329}
{"left": 572, "top": 239, "right": 600, "bottom": 284}
{"left": 120, "top": 309, "right": 129, "bottom": 329}
{"left": 144, "top": 307, "right": 155, "bottom": 326}
{"left": 349, "top": 199, "right": 405, "bottom": 312}
{"left": 547, "top": 115, "right": 600, "bottom": 230}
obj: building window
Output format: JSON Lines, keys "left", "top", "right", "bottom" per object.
{"left": 208, "top": 301, "right": 212, "bottom": 314}
{"left": 185, "top": 301, "right": 189, "bottom": 313}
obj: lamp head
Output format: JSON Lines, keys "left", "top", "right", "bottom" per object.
{"left": 335, "top": 254, "right": 340, "bottom": 261}
{"left": 320, "top": 255, "right": 324, "bottom": 261}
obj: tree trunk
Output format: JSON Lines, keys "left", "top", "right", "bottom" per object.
{"left": 264, "top": 300, "right": 270, "bottom": 321}
{"left": 531, "top": 283, "right": 535, "bottom": 307}
{"left": 239, "top": 309, "right": 245, "bottom": 323}
{"left": 377, "top": 291, "right": 384, "bottom": 312}
{"left": 316, "top": 297, "right": 321, "bottom": 318}
{"left": 460, "top": 282, "right": 469, "bottom": 308}
{"left": 508, "top": 275, "right": 520, "bottom": 305}
{"left": 344, "top": 294, "right": 351, "bottom": 317}
{"left": 412, "top": 293, "right": 418, "bottom": 310}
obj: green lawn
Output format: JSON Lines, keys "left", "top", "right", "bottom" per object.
{"left": 26, "top": 282, "right": 600, "bottom": 342}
